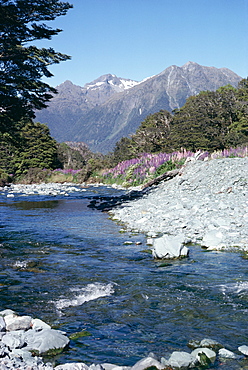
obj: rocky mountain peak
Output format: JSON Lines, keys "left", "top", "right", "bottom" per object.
{"left": 35, "top": 62, "right": 242, "bottom": 153}
{"left": 83, "top": 73, "right": 138, "bottom": 93}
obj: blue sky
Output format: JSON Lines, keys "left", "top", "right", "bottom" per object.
{"left": 41, "top": 0, "right": 248, "bottom": 87}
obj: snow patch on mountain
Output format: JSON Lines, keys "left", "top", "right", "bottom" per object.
{"left": 83, "top": 74, "right": 139, "bottom": 93}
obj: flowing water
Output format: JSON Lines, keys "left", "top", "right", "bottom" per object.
{"left": 0, "top": 185, "right": 248, "bottom": 368}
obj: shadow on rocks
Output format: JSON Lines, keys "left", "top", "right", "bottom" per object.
{"left": 87, "top": 189, "right": 149, "bottom": 212}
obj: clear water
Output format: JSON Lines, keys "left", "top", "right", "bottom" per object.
{"left": 0, "top": 185, "right": 248, "bottom": 368}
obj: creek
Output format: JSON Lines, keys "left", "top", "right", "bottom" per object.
{"left": 0, "top": 185, "right": 247, "bottom": 368}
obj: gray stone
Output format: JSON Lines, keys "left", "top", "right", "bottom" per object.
{"left": 102, "top": 364, "right": 131, "bottom": 370}
{"left": 9, "top": 348, "right": 37, "bottom": 364}
{"left": 110, "top": 158, "right": 248, "bottom": 250}
{"left": 160, "top": 357, "right": 169, "bottom": 367}
{"left": 200, "top": 338, "right": 222, "bottom": 350}
{"left": 0, "top": 342, "right": 8, "bottom": 357}
{"left": 131, "top": 356, "right": 163, "bottom": 370}
{"left": 238, "top": 345, "right": 248, "bottom": 356}
{"left": 24, "top": 328, "right": 69, "bottom": 354}
{"left": 218, "top": 348, "right": 240, "bottom": 359}
{"left": 31, "top": 318, "right": 51, "bottom": 331}
{"left": 191, "top": 347, "right": 216, "bottom": 365}
{"left": 2, "top": 330, "right": 25, "bottom": 349}
{"left": 0, "top": 309, "right": 15, "bottom": 317}
{"left": 89, "top": 365, "right": 104, "bottom": 370}
{"left": 4, "top": 314, "right": 32, "bottom": 331}
{"left": 168, "top": 351, "right": 197, "bottom": 369}
{"left": 187, "top": 340, "right": 201, "bottom": 349}
{"left": 0, "top": 317, "right": 5, "bottom": 332}
{"left": 55, "top": 364, "right": 89, "bottom": 370}
{"left": 152, "top": 234, "right": 189, "bottom": 259}
{"left": 201, "top": 229, "right": 225, "bottom": 250}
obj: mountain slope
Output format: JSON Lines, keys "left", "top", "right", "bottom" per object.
{"left": 35, "top": 74, "right": 138, "bottom": 141}
{"left": 35, "top": 62, "right": 242, "bottom": 153}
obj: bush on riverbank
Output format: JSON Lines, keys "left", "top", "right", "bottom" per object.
{"left": 1, "top": 145, "right": 247, "bottom": 187}
{"left": 15, "top": 168, "right": 91, "bottom": 185}
{"left": 97, "top": 145, "right": 248, "bottom": 187}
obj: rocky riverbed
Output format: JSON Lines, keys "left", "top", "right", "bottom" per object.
{"left": 1, "top": 157, "right": 248, "bottom": 369}
{"left": 110, "top": 157, "right": 248, "bottom": 252}
{"left": 1, "top": 310, "right": 248, "bottom": 370}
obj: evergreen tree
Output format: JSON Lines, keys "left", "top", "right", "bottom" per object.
{"left": 112, "top": 110, "right": 173, "bottom": 163}
{"left": 0, "top": 119, "right": 58, "bottom": 175}
{"left": 0, "top": 0, "right": 73, "bottom": 132}
{"left": 169, "top": 85, "right": 247, "bottom": 151}
{"left": 132, "top": 110, "right": 172, "bottom": 153}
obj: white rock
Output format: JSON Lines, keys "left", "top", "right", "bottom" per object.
{"left": 4, "top": 314, "right": 32, "bottom": 331}
{"left": 0, "top": 309, "right": 15, "bottom": 317}
{"left": 200, "top": 338, "right": 221, "bottom": 348}
{"left": 2, "top": 330, "right": 25, "bottom": 349}
{"left": 152, "top": 234, "right": 189, "bottom": 259}
{"left": 168, "top": 351, "right": 197, "bottom": 368}
{"left": 218, "top": 348, "right": 240, "bottom": 359}
{"left": 238, "top": 345, "right": 248, "bottom": 356}
{"left": 55, "top": 364, "right": 89, "bottom": 370}
{"left": 201, "top": 229, "right": 225, "bottom": 249}
{"left": 191, "top": 347, "right": 216, "bottom": 364}
{"left": 24, "top": 328, "right": 69, "bottom": 354}
{"left": 0, "top": 316, "right": 6, "bottom": 332}
{"left": 102, "top": 364, "right": 131, "bottom": 370}
{"left": 31, "top": 318, "right": 51, "bottom": 331}
{"left": 131, "top": 356, "right": 163, "bottom": 370}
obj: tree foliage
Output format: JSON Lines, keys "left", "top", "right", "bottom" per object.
{"left": 0, "top": 119, "right": 59, "bottom": 175}
{"left": 0, "top": 0, "right": 73, "bottom": 131}
{"left": 169, "top": 81, "right": 248, "bottom": 151}
{"left": 0, "top": 0, "right": 73, "bottom": 179}
{"left": 112, "top": 110, "right": 172, "bottom": 163}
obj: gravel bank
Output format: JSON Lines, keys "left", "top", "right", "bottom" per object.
{"left": 110, "top": 157, "right": 248, "bottom": 250}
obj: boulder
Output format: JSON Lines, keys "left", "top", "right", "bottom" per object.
{"left": 199, "top": 338, "right": 222, "bottom": 350}
{"left": 188, "top": 338, "right": 222, "bottom": 350}
{"left": 9, "top": 347, "right": 37, "bottom": 364}
{"left": 24, "top": 328, "right": 69, "bottom": 354}
{"left": 2, "top": 330, "right": 25, "bottom": 349}
{"left": 89, "top": 365, "right": 105, "bottom": 370}
{"left": 102, "top": 364, "right": 131, "bottom": 370}
{"left": 168, "top": 351, "right": 197, "bottom": 369}
{"left": 0, "top": 309, "right": 15, "bottom": 317}
{"left": 152, "top": 234, "right": 189, "bottom": 259}
{"left": 55, "top": 364, "right": 89, "bottom": 370}
{"left": 191, "top": 347, "right": 216, "bottom": 366}
{"left": 201, "top": 229, "right": 225, "bottom": 250}
{"left": 218, "top": 348, "right": 240, "bottom": 359}
{"left": 160, "top": 357, "right": 169, "bottom": 367}
{"left": 238, "top": 345, "right": 248, "bottom": 356}
{"left": 131, "top": 356, "right": 163, "bottom": 370}
{"left": 55, "top": 365, "right": 104, "bottom": 370}
{"left": 4, "top": 314, "right": 32, "bottom": 331}
{"left": 31, "top": 318, "right": 51, "bottom": 331}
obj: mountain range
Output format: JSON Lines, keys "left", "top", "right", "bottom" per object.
{"left": 35, "top": 62, "right": 242, "bottom": 153}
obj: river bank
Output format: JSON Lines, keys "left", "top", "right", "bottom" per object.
{"left": 109, "top": 157, "right": 248, "bottom": 252}
{"left": 0, "top": 157, "right": 248, "bottom": 369}
{"left": 1, "top": 309, "right": 248, "bottom": 370}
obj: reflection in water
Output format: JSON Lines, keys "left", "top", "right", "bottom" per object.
{"left": 8, "top": 200, "right": 60, "bottom": 210}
